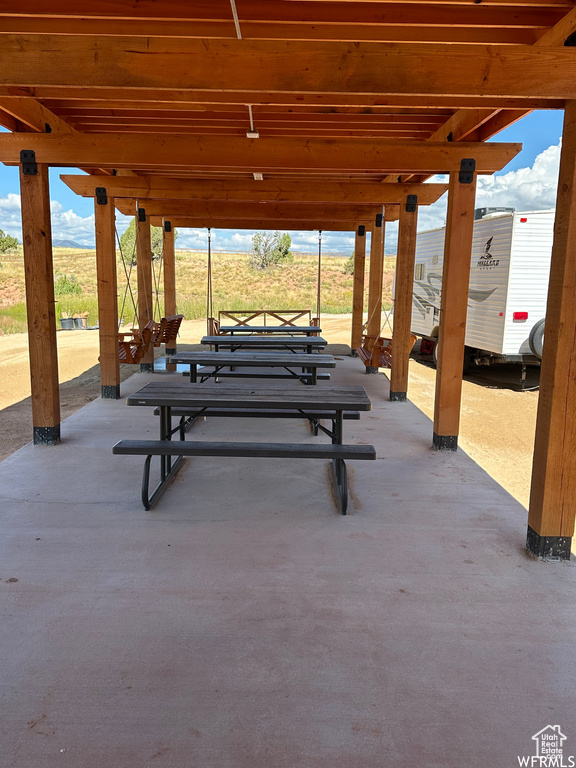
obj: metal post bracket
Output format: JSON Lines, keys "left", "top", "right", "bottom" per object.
{"left": 20, "top": 150, "right": 38, "bottom": 176}
{"left": 459, "top": 158, "right": 476, "bottom": 184}
{"left": 95, "top": 187, "right": 108, "bottom": 206}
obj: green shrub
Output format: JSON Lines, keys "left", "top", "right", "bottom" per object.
{"left": 249, "top": 232, "right": 293, "bottom": 270}
{"left": 343, "top": 253, "right": 355, "bottom": 275}
{"left": 0, "top": 228, "right": 19, "bottom": 254}
{"left": 54, "top": 274, "right": 83, "bottom": 297}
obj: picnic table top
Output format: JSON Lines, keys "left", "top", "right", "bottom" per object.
{"left": 201, "top": 335, "right": 327, "bottom": 346}
{"left": 218, "top": 325, "right": 321, "bottom": 334}
{"left": 127, "top": 382, "right": 371, "bottom": 411}
{"left": 167, "top": 351, "right": 336, "bottom": 368}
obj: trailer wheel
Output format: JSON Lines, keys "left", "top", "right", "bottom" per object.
{"left": 529, "top": 318, "right": 545, "bottom": 359}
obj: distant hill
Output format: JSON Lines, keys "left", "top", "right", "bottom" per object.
{"left": 52, "top": 239, "right": 93, "bottom": 249}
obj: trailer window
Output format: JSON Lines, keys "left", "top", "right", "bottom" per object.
{"left": 415, "top": 263, "right": 426, "bottom": 280}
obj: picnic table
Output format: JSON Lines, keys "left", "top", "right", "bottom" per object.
{"left": 113, "top": 382, "right": 375, "bottom": 514}
{"left": 201, "top": 335, "right": 327, "bottom": 354}
{"left": 168, "top": 350, "right": 335, "bottom": 385}
{"left": 218, "top": 325, "right": 321, "bottom": 336}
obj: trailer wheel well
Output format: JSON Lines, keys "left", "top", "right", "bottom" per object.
{"left": 529, "top": 318, "right": 545, "bottom": 359}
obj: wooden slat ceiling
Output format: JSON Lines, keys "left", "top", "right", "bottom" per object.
{"left": 0, "top": 1, "right": 574, "bottom": 192}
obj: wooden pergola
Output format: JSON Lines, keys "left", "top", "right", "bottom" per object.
{"left": 1, "top": 2, "right": 575, "bottom": 559}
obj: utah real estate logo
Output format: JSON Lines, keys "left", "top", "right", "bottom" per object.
{"left": 518, "top": 725, "right": 575, "bottom": 767}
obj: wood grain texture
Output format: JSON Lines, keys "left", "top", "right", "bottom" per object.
{"left": 0, "top": 133, "right": 521, "bottom": 174}
{"left": 19, "top": 162, "right": 60, "bottom": 430}
{"left": 390, "top": 201, "right": 418, "bottom": 395}
{"left": 0, "top": 36, "right": 574, "bottom": 101}
{"left": 94, "top": 196, "right": 120, "bottom": 390}
{"left": 60, "top": 175, "right": 448, "bottom": 205}
{"left": 528, "top": 100, "right": 576, "bottom": 538}
{"left": 433, "top": 171, "right": 477, "bottom": 440}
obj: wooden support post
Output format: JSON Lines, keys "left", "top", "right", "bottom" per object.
{"left": 527, "top": 101, "right": 576, "bottom": 561}
{"left": 163, "top": 221, "right": 177, "bottom": 354}
{"left": 350, "top": 224, "right": 367, "bottom": 355}
{"left": 136, "top": 208, "right": 154, "bottom": 371}
{"left": 433, "top": 165, "right": 477, "bottom": 450}
{"left": 365, "top": 215, "right": 385, "bottom": 374}
{"left": 94, "top": 190, "right": 120, "bottom": 398}
{"left": 390, "top": 197, "right": 418, "bottom": 401}
{"left": 19, "top": 157, "right": 60, "bottom": 445}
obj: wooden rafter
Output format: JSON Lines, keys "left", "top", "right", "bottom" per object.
{"left": 0, "top": 38, "right": 575, "bottom": 102}
{"left": 61, "top": 175, "right": 448, "bottom": 205}
{"left": 0, "top": 133, "right": 521, "bottom": 173}
{"left": 114, "top": 200, "right": 384, "bottom": 220}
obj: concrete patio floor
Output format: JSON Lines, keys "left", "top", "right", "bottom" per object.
{"left": 0, "top": 356, "right": 575, "bottom": 767}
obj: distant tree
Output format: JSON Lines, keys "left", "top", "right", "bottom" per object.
{"left": 249, "top": 231, "right": 292, "bottom": 269}
{"left": 119, "top": 219, "right": 177, "bottom": 263}
{"left": 343, "top": 253, "right": 355, "bottom": 275}
{"left": 0, "top": 228, "right": 19, "bottom": 254}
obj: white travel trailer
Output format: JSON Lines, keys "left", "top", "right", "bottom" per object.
{"left": 411, "top": 207, "right": 554, "bottom": 366}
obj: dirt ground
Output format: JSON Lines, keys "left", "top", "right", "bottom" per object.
{"left": 0, "top": 315, "right": 538, "bottom": 510}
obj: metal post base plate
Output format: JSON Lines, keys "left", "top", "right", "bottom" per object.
{"left": 433, "top": 433, "right": 458, "bottom": 451}
{"left": 33, "top": 425, "right": 61, "bottom": 445}
{"left": 140, "top": 363, "right": 154, "bottom": 373}
{"left": 526, "top": 526, "right": 572, "bottom": 561}
{"left": 365, "top": 366, "right": 379, "bottom": 375}
{"left": 390, "top": 391, "right": 407, "bottom": 402}
{"left": 101, "top": 384, "right": 121, "bottom": 400}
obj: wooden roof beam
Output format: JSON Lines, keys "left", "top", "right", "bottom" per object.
{"left": 115, "top": 199, "right": 384, "bottom": 219}
{"left": 147, "top": 218, "right": 395, "bottom": 230}
{"left": 0, "top": 96, "right": 76, "bottom": 135}
{"left": 0, "top": 134, "right": 521, "bottom": 173}
{"left": 61, "top": 174, "right": 448, "bottom": 205}
{"left": 0, "top": 87, "right": 562, "bottom": 111}
{"left": 0, "top": 37, "right": 575, "bottom": 102}
{"left": 396, "top": 7, "right": 575, "bottom": 184}
{"left": 0, "top": 18, "right": 551, "bottom": 45}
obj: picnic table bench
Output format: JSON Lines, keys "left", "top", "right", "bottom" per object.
{"left": 168, "top": 351, "right": 335, "bottom": 384}
{"left": 218, "top": 325, "right": 321, "bottom": 336}
{"left": 201, "top": 335, "right": 327, "bottom": 354}
{"left": 113, "top": 382, "right": 375, "bottom": 515}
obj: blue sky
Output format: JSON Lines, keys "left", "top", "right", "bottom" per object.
{"left": 0, "top": 110, "right": 565, "bottom": 255}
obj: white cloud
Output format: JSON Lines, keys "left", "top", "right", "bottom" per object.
{"left": 406, "top": 140, "right": 562, "bottom": 248}
{"left": 0, "top": 140, "right": 561, "bottom": 254}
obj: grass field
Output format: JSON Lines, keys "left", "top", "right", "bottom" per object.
{"left": 0, "top": 247, "right": 396, "bottom": 335}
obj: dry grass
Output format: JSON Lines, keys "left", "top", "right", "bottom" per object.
{"left": 0, "top": 247, "right": 396, "bottom": 334}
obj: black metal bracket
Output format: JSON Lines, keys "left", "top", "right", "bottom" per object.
{"left": 375, "top": 213, "right": 383, "bottom": 228}
{"left": 459, "top": 158, "right": 476, "bottom": 184}
{"left": 164, "top": 220, "right": 172, "bottom": 233}
{"left": 447, "top": 131, "right": 453, "bottom": 142}
{"left": 45, "top": 123, "right": 52, "bottom": 134}
{"left": 405, "top": 194, "right": 417, "bottom": 213}
{"left": 138, "top": 207, "right": 146, "bottom": 222}
{"left": 357, "top": 225, "right": 365, "bottom": 237}
{"left": 95, "top": 187, "right": 108, "bottom": 206}
{"left": 20, "top": 150, "right": 38, "bottom": 176}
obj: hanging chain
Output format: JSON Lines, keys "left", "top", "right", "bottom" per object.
{"left": 316, "top": 230, "right": 322, "bottom": 323}
{"left": 206, "top": 228, "right": 213, "bottom": 335}
{"left": 116, "top": 224, "right": 138, "bottom": 329}
{"left": 151, "top": 239, "right": 163, "bottom": 322}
